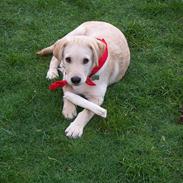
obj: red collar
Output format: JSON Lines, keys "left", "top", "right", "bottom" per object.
{"left": 49, "top": 38, "right": 108, "bottom": 91}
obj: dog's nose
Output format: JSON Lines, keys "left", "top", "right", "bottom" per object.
{"left": 71, "top": 76, "right": 81, "bottom": 85}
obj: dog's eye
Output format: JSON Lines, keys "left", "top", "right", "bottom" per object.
{"left": 83, "top": 58, "right": 89, "bottom": 64}
{"left": 65, "top": 57, "right": 71, "bottom": 63}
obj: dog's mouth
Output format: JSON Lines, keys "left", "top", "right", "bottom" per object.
{"left": 72, "top": 83, "right": 81, "bottom": 86}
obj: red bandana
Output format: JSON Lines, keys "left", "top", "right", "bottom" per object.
{"left": 49, "top": 38, "right": 108, "bottom": 91}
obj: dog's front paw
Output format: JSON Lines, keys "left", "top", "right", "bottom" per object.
{"left": 65, "top": 122, "right": 84, "bottom": 138}
{"left": 46, "top": 69, "right": 59, "bottom": 80}
{"left": 62, "top": 104, "right": 77, "bottom": 119}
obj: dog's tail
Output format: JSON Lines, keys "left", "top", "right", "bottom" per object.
{"left": 36, "top": 44, "right": 54, "bottom": 56}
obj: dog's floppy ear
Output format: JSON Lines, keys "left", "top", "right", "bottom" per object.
{"left": 90, "top": 40, "right": 105, "bottom": 66}
{"left": 53, "top": 38, "right": 68, "bottom": 61}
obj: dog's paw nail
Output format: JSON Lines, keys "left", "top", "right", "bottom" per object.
{"left": 65, "top": 122, "right": 83, "bottom": 139}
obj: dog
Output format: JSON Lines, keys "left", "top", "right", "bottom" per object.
{"left": 37, "top": 21, "right": 130, "bottom": 138}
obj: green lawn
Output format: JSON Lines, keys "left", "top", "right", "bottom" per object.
{"left": 1, "top": 0, "right": 183, "bottom": 182}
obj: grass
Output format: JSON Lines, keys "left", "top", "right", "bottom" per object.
{"left": 0, "top": 0, "right": 183, "bottom": 182}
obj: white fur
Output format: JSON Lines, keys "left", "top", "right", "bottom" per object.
{"left": 38, "top": 21, "right": 130, "bottom": 138}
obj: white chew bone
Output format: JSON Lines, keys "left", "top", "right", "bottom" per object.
{"left": 64, "top": 92, "right": 107, "bottom": 118}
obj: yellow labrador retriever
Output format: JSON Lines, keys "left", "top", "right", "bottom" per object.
{"left": 37, "top": 21, "right": 130, "bottom": 138}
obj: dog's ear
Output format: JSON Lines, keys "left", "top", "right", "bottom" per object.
{"left": 53, "top": 38, "right": 68, "bottom": 61}
{"left": 90, "top": 40, "right": 105, "bottom": 66}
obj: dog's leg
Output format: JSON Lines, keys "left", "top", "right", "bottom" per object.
{"left": 65, "top": 96, "right": 104, "bottom": 138}
{"left": 46, "top": 56, "right": 60, "bottom": 80}
{"left": 62, "top": 86, "right": 77, "bottom": 120}
{"left": 62, "top": 98, "right": 77, "bottom": 120}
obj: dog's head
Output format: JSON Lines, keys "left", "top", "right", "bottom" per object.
{"left": 53, "top": 36, "right": 105, "bottom": 86}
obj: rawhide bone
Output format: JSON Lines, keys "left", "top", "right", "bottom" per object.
{"left": 64, "top": 91, "right": 107, "bottom": 118}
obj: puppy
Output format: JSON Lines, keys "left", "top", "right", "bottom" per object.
{"left": 37, "top": 21, "right": 130, "bottom": 138}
